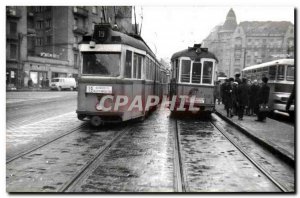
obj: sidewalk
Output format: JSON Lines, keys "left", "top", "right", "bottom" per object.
{"left": 6, "top": 87, "right": 51, "bottom": 92}
{"left": 215, "top": 104, "right": 295, "bottom": 163}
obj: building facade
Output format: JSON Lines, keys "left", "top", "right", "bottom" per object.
{"left": 202, "top": 8, "right": 294, "bottom": 77}
{"left": 6, "top": 6, "right": 133, "bottom": 89}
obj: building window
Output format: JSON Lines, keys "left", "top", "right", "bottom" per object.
{"left": 9, "top": 44, "right": 17, "bottom": 59}
{"left": 92, "top": 6, "right": 97, "bottom": 14}
{"left": 9, "top": 22, "right": 17, "bottom": 34}
{"left": 36, "top": 37, "right": 43, "bottom": 46}
{"left": 46, "top": 35, "right": 52, "bottom": 45}
{"left": 36, "top": 20, "right": 43, "bottom": 29}
{"left": 74, "top": 53, "right": 78, "bottom": 68}
{"left": 45, "top": 19, "right": 52, "bottom": 29}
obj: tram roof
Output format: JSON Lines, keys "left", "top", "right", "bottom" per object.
{"left": 242, "top": 59, "right": 294, "bottom": 71}
{"left": 80, "top": 24, "right": 159, "bottom": 63}
{"left": 171, "top": 45, "right": 218, "bottom": 62}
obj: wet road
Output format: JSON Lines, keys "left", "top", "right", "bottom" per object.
{"left": 6, "top": 92, "right": 294, "bottom": 192}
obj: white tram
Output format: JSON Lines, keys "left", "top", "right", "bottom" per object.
{"left": 170, "top": 44, "right": 218, "bottom": 115}
{"left": 242, "top": 59, "right": 294, "bottom": 114}
{"left": 76, "top": 23, "right": 168, "bottom": 126}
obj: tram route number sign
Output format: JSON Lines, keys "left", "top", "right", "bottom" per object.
{"left": 86, "top": 86, "right": 112, "bottom": 94}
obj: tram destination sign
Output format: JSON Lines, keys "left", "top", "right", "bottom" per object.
{"left": 86, "top": 86, "right": 112, "bottom": 94}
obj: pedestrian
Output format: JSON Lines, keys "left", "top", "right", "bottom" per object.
{"left": 255, "top": 77, "right": 270, "bottom": 122}
{"left": 231, "top": 81, "right": 239, "bottom": 116}
{"left": 224, "top": 78, "right": 234, "bottom": 117}
{"left": 28, "top": 78, "right": 33, "bottom": 88}
{"left": 249, "top": 80, "right": 260, "bottom": 116}
{"left": 245, "top": 79, "right": 252, "bottom": 115}
{"left": 46, "top": 78, "right": 50, "bottom": 88}
{"left": 286, "top": 84, "right": 295, "bottom": 119}
{"left": 234, "top": 72, "right": 242, "bottom": 84}
{"left": 237, "top": 78, "right": 249, "bottom": 120}
{"left": 220, "top": 80, "right": 227, "bottom": 109}
{"left": 214, "top": 80, "right": 221, "bottom": 104}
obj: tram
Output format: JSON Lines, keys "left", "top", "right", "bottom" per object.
{"left": 169, "top": 44, "right": 218, "bottom": 115}
{"left": 76, "top": 23, "right": 167, "bottom": 126}
{"left": 242, "top": 59, "right": 294, "bottom": 115}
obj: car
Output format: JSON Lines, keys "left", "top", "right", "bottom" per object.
{"left": 50, "top": 77, "right": 77, "bottom": 91}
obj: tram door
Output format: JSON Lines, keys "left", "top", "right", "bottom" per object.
{"left": 170, "top": 59, "right": 179, "bottom": 97}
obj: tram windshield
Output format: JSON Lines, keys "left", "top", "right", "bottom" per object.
{"left": 82, "top": 52, "right": 120, "bottom": 76}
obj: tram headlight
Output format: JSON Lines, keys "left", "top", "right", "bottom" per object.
{"left": 89, "top": 41, "right": 96, "bottom": 48}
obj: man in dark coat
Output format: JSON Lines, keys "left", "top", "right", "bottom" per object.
{"left": 249, "top": 80, "right": 260, "bottom": 116}
{"left": 237, "top": 78, "right": 249, "bottom": 120}
{"left": 220, "top": 80, "right": 227, "bottom": 108}
{"left": 224, "top": 78, "right": 234, "bottom": 117}
{"left": 234, "top": 73, "right": 242, "bottom": 84}
{"left": 255, "top": 77, "right": 270, "bottom": 122}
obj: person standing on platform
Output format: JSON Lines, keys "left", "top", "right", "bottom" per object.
{"left": 249, "top": 80, "right": 260, "bottom": 116}
{"left": 237, "top": 78, "right": 249, "bottom": 120}
{"left": 255, "top": 77, "right": 270, "bottom": 122}
{"left": 224, "top": 78, "right": 234, "bottom": 117}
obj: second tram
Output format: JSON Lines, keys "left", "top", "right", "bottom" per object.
{"left": 170, "top": 44, "right": 218, "bottom": 115}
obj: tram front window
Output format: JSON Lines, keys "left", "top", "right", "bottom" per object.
{"left": 286, "top": 66, "right": 294, "bottom": 81}
{"left": 202, "top": 61, "right": 213, "bottom": 84}
{"left": 82, "top": 53, "right": 120, "bottom": 76}
{"left": 181, "top": 60, "right": 191, "bottom": 83}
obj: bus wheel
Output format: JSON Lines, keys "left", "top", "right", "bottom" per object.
{"left": 90, "top": 116, "right": 103, "bottom": 127}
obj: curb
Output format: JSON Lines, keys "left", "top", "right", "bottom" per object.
{"left": 215, "top": 110, "right": 295, "bottom": 167}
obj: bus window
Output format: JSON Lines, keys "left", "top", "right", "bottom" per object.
{"left": 269, "top": 66, "right": 276, "bottom": 80}
{"left": 277, "top": 65, "right": 285, "bottom": 80}
{"left": 191, "top": 62, "right": 201, "bottom": 84}
{"left": 286, "top": 66, "right": 294, "bottom": 81}
{"left": 181, "top": 60, "right": 191, "bottom": 83}
{"left": 202, "top": 61, "right": 213, "bottom": 84}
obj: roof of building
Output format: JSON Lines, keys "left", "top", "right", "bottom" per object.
{"left": 220, "top": 8, "right": 237, "bottom": 32}
{"left": 239, "top": 21, "right": 293, "bottom": 35}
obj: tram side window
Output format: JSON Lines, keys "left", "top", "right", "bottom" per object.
{"left": 124, "top": 50, "right": 132, "bottom": 78}
{"left": 269, "top": 66, "right": 276, "bottom": 80}
{"left": 146, "top": 57, "right": 150, "bottom": 80}
{"left": 191, "top": 62, "right": 202, "bottom": 84}
{"left": 133, "top": 53, "right": 143, "bottom": 79}
{"left": 202, "top": 61, "right": 213, "bottom": 84}
{"left": 286, "top": 66, "right": 294, "bottom": 81}
{"left": 181, "top": 60, "right": 191, "bottom": 83}
{"left": 277, "top": 65, "right": 285, "bottom": 80}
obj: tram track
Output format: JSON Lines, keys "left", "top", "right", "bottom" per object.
{"left": 59, "top": 126, "right": 133, "bottom": 192}
{"left": 6, "top": 124, "right": 88, "bottom": 164}
{"left": 211, "top": 118, "right": 289, "bottom": 192}
{"left": 174, "top": 114, "right": 292, "bottom": 192}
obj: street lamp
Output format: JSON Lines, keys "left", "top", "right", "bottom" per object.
{"left": 17, "top": 32, "right": 36, "bottom": 89}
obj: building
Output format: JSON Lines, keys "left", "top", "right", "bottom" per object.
{"left": 202, "top": 8, "right": 294, "bottom": 77}
{"left": 6, "top": 6, "right": 133, "bottom": 89}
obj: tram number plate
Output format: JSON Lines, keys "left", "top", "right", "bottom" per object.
{"left": 86, "top": 86, "right": 112, "bottom": 93}
{"left": 195, "top": 98, "right": 205, "bottom": 103}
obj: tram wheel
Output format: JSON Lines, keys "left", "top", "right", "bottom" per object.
{"left": 90, "top": 116, "right": 103, "bottom": 127}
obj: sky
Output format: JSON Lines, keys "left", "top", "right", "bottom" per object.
{"left": 134, "top": 6, "right": 294, "bottom": 62}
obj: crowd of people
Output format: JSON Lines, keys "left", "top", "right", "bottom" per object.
{"left": 214, "top": 73, "right": 270, "bottom": 122}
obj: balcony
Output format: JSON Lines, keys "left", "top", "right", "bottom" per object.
{"left": 6, "top": 8, "right": 21, "bottom": 19}
{"left": 27, "top": 27, "right": 36, "bottom": 35}
{"left": 73, "top": 7, "right": 88, "bottom": 18}
{"left": 73, "top": 25, "right": 88, "bottom": 35}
